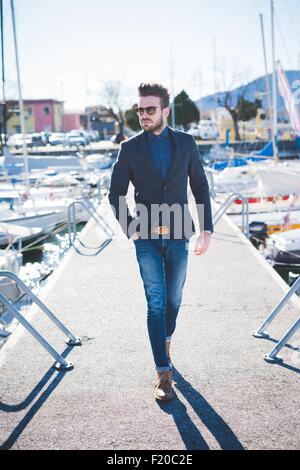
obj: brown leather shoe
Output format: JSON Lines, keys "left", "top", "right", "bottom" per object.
{"left": 154, "top": 370, "right": 174, "bottom": 401}
{"left": 166, "top": 340, "right": 172, "bottom": 366}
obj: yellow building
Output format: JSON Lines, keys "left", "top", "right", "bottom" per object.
{"left": 6, "top": 99, "right": 64, "bottom": 135}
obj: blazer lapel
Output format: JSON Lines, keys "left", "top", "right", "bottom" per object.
{"left": 163, "top": 127, "right": 182, "bottom": 184}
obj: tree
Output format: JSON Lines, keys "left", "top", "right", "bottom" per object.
{"left": 237, "top": 97, "right": 259, "bottom": 122}
{"left": 216, "top": 62, "right": 258, "bottom": 140}
{"left": 125, "top": 104, "right": 141, "bottom": 132}
{"left": 169, "top": 90, "right": 200, "bottom": 130}
{"left": 218, "top": 92, "right": 259, "bottom": 141}
{"left": 99, "top": 80, "right": 125, "bottom": 135}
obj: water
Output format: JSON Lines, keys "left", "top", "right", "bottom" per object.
{"left": 0, "top": 221, "right": 88, "bottom": 337}
{"left": 21, "top": 222, "right": 86, "bottom": 265}
{"left": 275, "top": 266, "right": 300, "bottom": 288}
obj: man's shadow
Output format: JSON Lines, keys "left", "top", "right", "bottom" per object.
{"left": 156, "top": 367, "right": 244, "bottom": 450}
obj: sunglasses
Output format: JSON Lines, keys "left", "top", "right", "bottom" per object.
{"left": 134, "top": 106, "right": 160, "bottom": 115}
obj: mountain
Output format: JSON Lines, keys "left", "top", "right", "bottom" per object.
{"left": 195, "top": 70, "right": 300, "bottom": 119}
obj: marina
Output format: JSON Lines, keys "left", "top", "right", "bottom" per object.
{"left": 1, "top": 98, "right": 300, "bottom": 451}
{"left": 0, "top": 198, "right": 299, "bottom": 450}
{"left": 0, "top": 0, "right": 300, "bottom": 453}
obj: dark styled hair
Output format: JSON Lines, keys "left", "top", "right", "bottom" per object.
{"left": 138, "top": 82, "right": 170, "bottom": 108}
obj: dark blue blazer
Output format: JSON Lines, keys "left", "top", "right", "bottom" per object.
{"left": 108, "top": 126, "right": 213, "bottom": 239}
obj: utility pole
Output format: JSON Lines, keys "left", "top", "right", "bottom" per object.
{"left": 11, "top": 0, "right": 29, "bottom": 180}
{"left": 198, "top": 64, "right": 202, "bottom": 100}
{"left": 60, "top": 81, "right": 64, "bottom": 132}
{"left": 170, "top": 44, "right": 176, "bottom": 128}
{"left": 85, "top": 72, "right": 91, "bottom": 131}
{"left": 212, "top": 36, "right": 223, "bottom": 144}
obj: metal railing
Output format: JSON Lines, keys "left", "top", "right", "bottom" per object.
{"left": 0, "top": 271, "right": 81, "bottom": 370}
{"left": 0, "top": 323, "right": 11, "bottom": 338}
{"left": 68, "top": 199, "right": 114, "bottom": 256}
{"left": 212, "top": 192, "right": 250, "bottom": 238}
{"left": 252, "top": 275, "right": 300, "bottom": 363}
{"left": 205, "top": 168, "right": 217, "bottom": 199}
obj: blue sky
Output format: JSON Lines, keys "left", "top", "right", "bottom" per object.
{"left": 3, "top": 0, "right": 300, "bottom": 111}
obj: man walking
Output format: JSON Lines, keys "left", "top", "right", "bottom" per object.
{"left": 108, "top": 82, "right": 213, "bottom": 401}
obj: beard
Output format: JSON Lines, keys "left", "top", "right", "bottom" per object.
{"left": 141, "top": 114, "right": 164, "bottom": 133}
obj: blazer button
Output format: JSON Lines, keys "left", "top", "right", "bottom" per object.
{"left": 163, "top": 186, "right": 167, "bottom": 191}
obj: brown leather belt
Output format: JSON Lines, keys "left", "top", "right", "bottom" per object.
{"left": 151, "top": 226, "right": 170, "bottom": 235}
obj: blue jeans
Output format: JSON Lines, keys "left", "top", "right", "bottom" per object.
{"left": 133, "top": 238, "right": 189, "bottom": 372}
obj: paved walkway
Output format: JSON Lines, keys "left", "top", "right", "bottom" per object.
{"left": 0, "top": 197, "right": 299, "bottom": 450}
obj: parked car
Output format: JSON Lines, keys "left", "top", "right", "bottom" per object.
{"left": 70, "top": 129, "right": 92, "bottom": 143}
{"left": 188, "top": 124, "right": 201, "bottom": 138}
{"left": 48, "top": 133, "right": 66, "bottom": 146}
{"left": 88, "top": 130, "right": 100, "bottom": 142}
{"left": 31, "top": 133, "right": 48, "bottom": 147}
{"left": 7, "top": 133, "right": 33, "bottom": 149}
{"left": 198, "top": 120, "right": 219, "bottom": 140}
{"left": 66, "top": 132, "right": 87, "bottom": 147}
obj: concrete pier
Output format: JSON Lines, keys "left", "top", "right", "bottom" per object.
{"left": 0, "top": 198, "right": 299, "bottom": 450}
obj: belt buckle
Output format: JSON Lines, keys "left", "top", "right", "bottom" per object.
{"left": 155, "top": 226, "right": 170, "bottom": 235}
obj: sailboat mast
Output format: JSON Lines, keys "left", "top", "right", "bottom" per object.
{"left": 0, "top": 0, "right": 6, "bottom": 146}
{"left": 259, "top": 14, "right": 272, "bottom": 125}
{"left": 213, "top": 37, "right": 218, "bottom": 131}
{"left": 10, "top": 0, "right": 29, "bottom": 180}
{"left": 271, "top": 0, "right": 278, "bottom": 161}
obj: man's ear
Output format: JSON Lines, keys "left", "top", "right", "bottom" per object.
{"left": 164, "top": 107, "right": 171, "bottom": 118}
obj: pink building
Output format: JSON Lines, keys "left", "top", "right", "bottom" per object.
{"left": 62, "top": 112, "right": 82, "bottom": 132}
{"left": 7, "top": 99, "right": 64, "bottom": 134}
{"left": 28, "top": 99, "right": 63, "bottom": 132}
